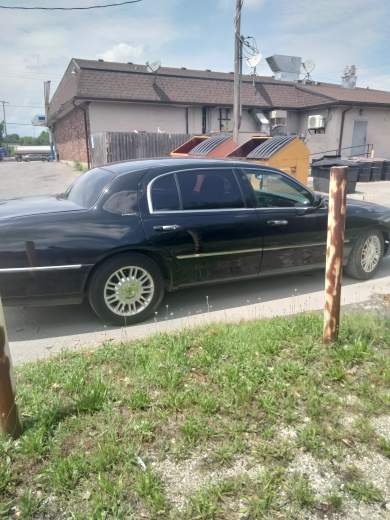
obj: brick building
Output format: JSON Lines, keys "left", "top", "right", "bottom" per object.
{"left": 48, "top": 58, "right": 390, "bottom": 166}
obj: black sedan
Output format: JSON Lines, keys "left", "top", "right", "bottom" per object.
{"left": 0, "top": 158, "right": 389, "bottom": 325}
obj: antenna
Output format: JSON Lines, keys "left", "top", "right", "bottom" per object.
{"left": 302, "top": 59, "right": 315, "bottom": 80}
{"left": 146, "top": 60, "right": 161, "bottom": 73}
{"left": 246, "top": 52, "right": 262, "bottom": 69}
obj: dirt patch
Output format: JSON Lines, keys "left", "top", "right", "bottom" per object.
{"left": 152, "top": 450, "right": 262, "bottom": 510}
{"left": 371, "top": 415, "right": 390, "bottom": 442}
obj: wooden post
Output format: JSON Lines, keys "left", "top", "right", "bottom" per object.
{"left": 323, "top": 166, "right": 348, "bottom": 343}
{"left": 0, "top": 298, "right": 21, "bottom": 438}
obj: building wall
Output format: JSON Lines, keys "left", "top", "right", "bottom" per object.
{"left": 52, "top": 107, "right": 88, "bottom": 163}
{"left": 89, "top": 101, "right": 259, "bottom": 138}
{"left": 298, "top": 106, "right": 390, "bottom": 160}
{"left": 298, "top": 108, "right": 343, "bottom": 160}
{"left": 89, "top": 101, "right": 189, "bottom": 134}
{"left": 342, "top": 107, "right": 390, "bottom": 159}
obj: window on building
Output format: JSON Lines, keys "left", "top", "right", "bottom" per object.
{"left": 218, "top": 108, "right": 231, "bottom": 132}
{"left": 177, "top": 169, "right": 244, "bottom": 210}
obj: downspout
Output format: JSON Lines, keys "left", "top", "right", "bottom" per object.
{"left": 338, "top": 106, "right": 352, "bottom": 156}
{"left": 73, "top": 99, "right": 91, "bottom": 169}
{"left": 185, "top": 107, "right": 189, "bottom": 134}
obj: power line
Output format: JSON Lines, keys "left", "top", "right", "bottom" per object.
{"left": 0, "top": 1, "right": 142, "bottom": 10}
{"left": 8, "top": 104, "right": 44, "bottom": 109}
{"left": 2, "top": 73, "right": 60, "bottom": 81}
{"left": 7, "top": 122, "right": 40, "bottom": 126}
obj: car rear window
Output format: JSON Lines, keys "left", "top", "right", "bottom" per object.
{"left": 66, "top": 168, "right": 114, "bottom": 208}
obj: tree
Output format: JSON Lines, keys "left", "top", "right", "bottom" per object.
{"left": 0, "top": 121, "right": 4, "bottom": 146}
{"left": 3, "top": 134, "right": 19, "bottom": 144}
{"left": 35, "top": 130, "right": 49, "bottom": 145}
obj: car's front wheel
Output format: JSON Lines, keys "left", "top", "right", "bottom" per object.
{"left": 345, "top": 230, "right": 384, "bottom": 280}
{"left": 88, "top": 253, "right": 165, "bottom": 325}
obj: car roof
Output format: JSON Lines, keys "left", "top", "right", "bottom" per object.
{"left": 100, "top": 157, "right": 276, "bottom": 175}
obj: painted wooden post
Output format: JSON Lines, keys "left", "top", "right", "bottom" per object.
{"left": 323, "top": 166, "right": 348, "bottom": 343}
{"left": 0, "top": 298, "right": 21, "bottom": 438}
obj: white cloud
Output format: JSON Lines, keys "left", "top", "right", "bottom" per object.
{"left": 98, "top": 43, "right": 145, "bottom": 63}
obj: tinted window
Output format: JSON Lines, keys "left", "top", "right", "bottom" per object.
{"left": 243, "top": 169, "right": 313, "bottom": 208}
{"left": 177, "top": 169, "right": 244, "bottom": 210}
{"left": 151, "top": 174, "right": 180, "bottom": 211}
{"left": 66, "top": 168, "right": 113, "bottom": 208}
{"left": 103, "top": 190, "right": 138, "bottom": 215}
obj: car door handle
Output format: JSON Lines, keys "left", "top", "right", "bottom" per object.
{"left": 266, "top": 219, "right": 288, "bottom": 226}
{"left": 153, "top": 224, "right": 182, "bottom": 232}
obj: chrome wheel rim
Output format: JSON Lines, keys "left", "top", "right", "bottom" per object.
{"left": 361, "top": 235, "right": 381, "bottom": 273}
{"left": 104, "top": 266, "right": 154, "bottom": 317}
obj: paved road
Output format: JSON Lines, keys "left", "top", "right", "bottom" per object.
{"left": 0, "top": 160, "right": 389, "bottom": 364}
{"left": 5, "top": 258, "right": 390, "bottom": 365}
{"left": 0, "top": 160, "right": 79, "bottom": 199}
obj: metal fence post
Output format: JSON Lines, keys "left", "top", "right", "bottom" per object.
{"left": 323, "top": 166, "right": 348, "bottom": 343}
{"left": 0, "top": 298, "right": 21, "bottom": 438}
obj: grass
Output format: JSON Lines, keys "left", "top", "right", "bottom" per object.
{"left": 0, "top": 312, "right": 389, "bottom": 518}
{"left": 73, "top": 160, "right": 88, "bottom": 173}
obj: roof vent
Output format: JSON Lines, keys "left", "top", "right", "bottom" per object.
{"left": 342, "top": 65, "right": 357, "bottom": 88}
{"left": 265, "top": 55, "right": 302, "bottom": 81}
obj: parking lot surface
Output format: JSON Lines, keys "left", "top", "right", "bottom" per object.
{"left": 0, "top": 160, "right": 79, "bottom": 200}
{"left": 0, "top": 160, "right": 389, "bottom": 365}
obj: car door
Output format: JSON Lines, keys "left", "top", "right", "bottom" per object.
{"left": 238, "top": 167, "right": 328, "bottom": 274}
{"left": 140, "top": 167, "right": 263, "bottom": 287}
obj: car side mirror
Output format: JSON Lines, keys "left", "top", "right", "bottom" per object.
{"left": 312, "top": 193, "right": 324, "bottom": 208}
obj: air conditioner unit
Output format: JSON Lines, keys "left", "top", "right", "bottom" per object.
{"left": 308, "top": 115, "right": 325, "bottom": 129}
{"left": 270, "top": 110, "right": 287, "bottom": 120}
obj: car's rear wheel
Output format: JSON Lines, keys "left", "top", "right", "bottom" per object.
{"left": 88, "top": 253, "right": 165, "bottom": 325}
{"left": 345, "top": 230, "right": 384, "bottom": 280}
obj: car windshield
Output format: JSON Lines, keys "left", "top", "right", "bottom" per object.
{"left": 65, "top": 168, "right": 114, "bottom": 208}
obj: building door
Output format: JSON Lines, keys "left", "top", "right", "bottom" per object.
{"left": 351, "top": 120, "right": 368, "bottom": 156}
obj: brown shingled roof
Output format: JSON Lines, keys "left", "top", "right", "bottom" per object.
{"left": 48, "top": 58, "right": 390, "bottom": 122}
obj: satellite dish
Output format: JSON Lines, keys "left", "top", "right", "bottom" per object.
{"left": 246, "top": 52, "right": 262, "bottom": 69}
{"left": 303, "top": 59, "right": 315, "bottom": 74}
{"left": 146, "top": 60, "right": 161, "bottom": 73}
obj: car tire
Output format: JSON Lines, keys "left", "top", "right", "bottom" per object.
{"left": 345, "top": 229, "right": 384, "bottom": 280}
{"left": 88, "top": 253, "right": 165, "bottom": 325}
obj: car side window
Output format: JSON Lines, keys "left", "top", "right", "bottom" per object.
{"left": 150, "top": 174, "right": 180, "bottom": 211}
{"left": 103, "top": 190, "right": 138, "bottom": 215}
{"left": 177, "top": 169, "right": 244, "bottom": 210}
{"left": 242, "top": 169, "right": 313, "bottom": 208}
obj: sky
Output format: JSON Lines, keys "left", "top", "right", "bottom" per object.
{"left": 1, "top": 0, "right": 390, "bottom": 136}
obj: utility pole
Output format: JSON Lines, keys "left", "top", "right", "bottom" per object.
{"left": 233, "top": 0, "right": 242, "bottom": 144}
{"left": 0, "top": 298, "right": 21, "bottom": 438}
{"left": 323, "top": 166, "right": 348, "bottom": 343}
{"left": 0, "top": 100, "right": 9, "bottom": 136}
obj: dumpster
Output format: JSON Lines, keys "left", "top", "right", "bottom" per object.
{"left": 311, "top": 158, "right": 358, "bottom": 194}
{"left": 227, "top": 135, "right": 310, "bottom": 185}
{"left": 170, "top": 133, "right": 237, "bottom": 158}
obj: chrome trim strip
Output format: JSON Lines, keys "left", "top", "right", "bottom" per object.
{"left": 0, "top": 264, "right": 87, "bottom": 273}
{"left": 263, "top": 242, "right": 327, "bottom": 251}
{"left": 176, "top": 240, "right": 350, "bottom": 260}
{"left": 177, "top": 248, "right": 263, "bottom": 259}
